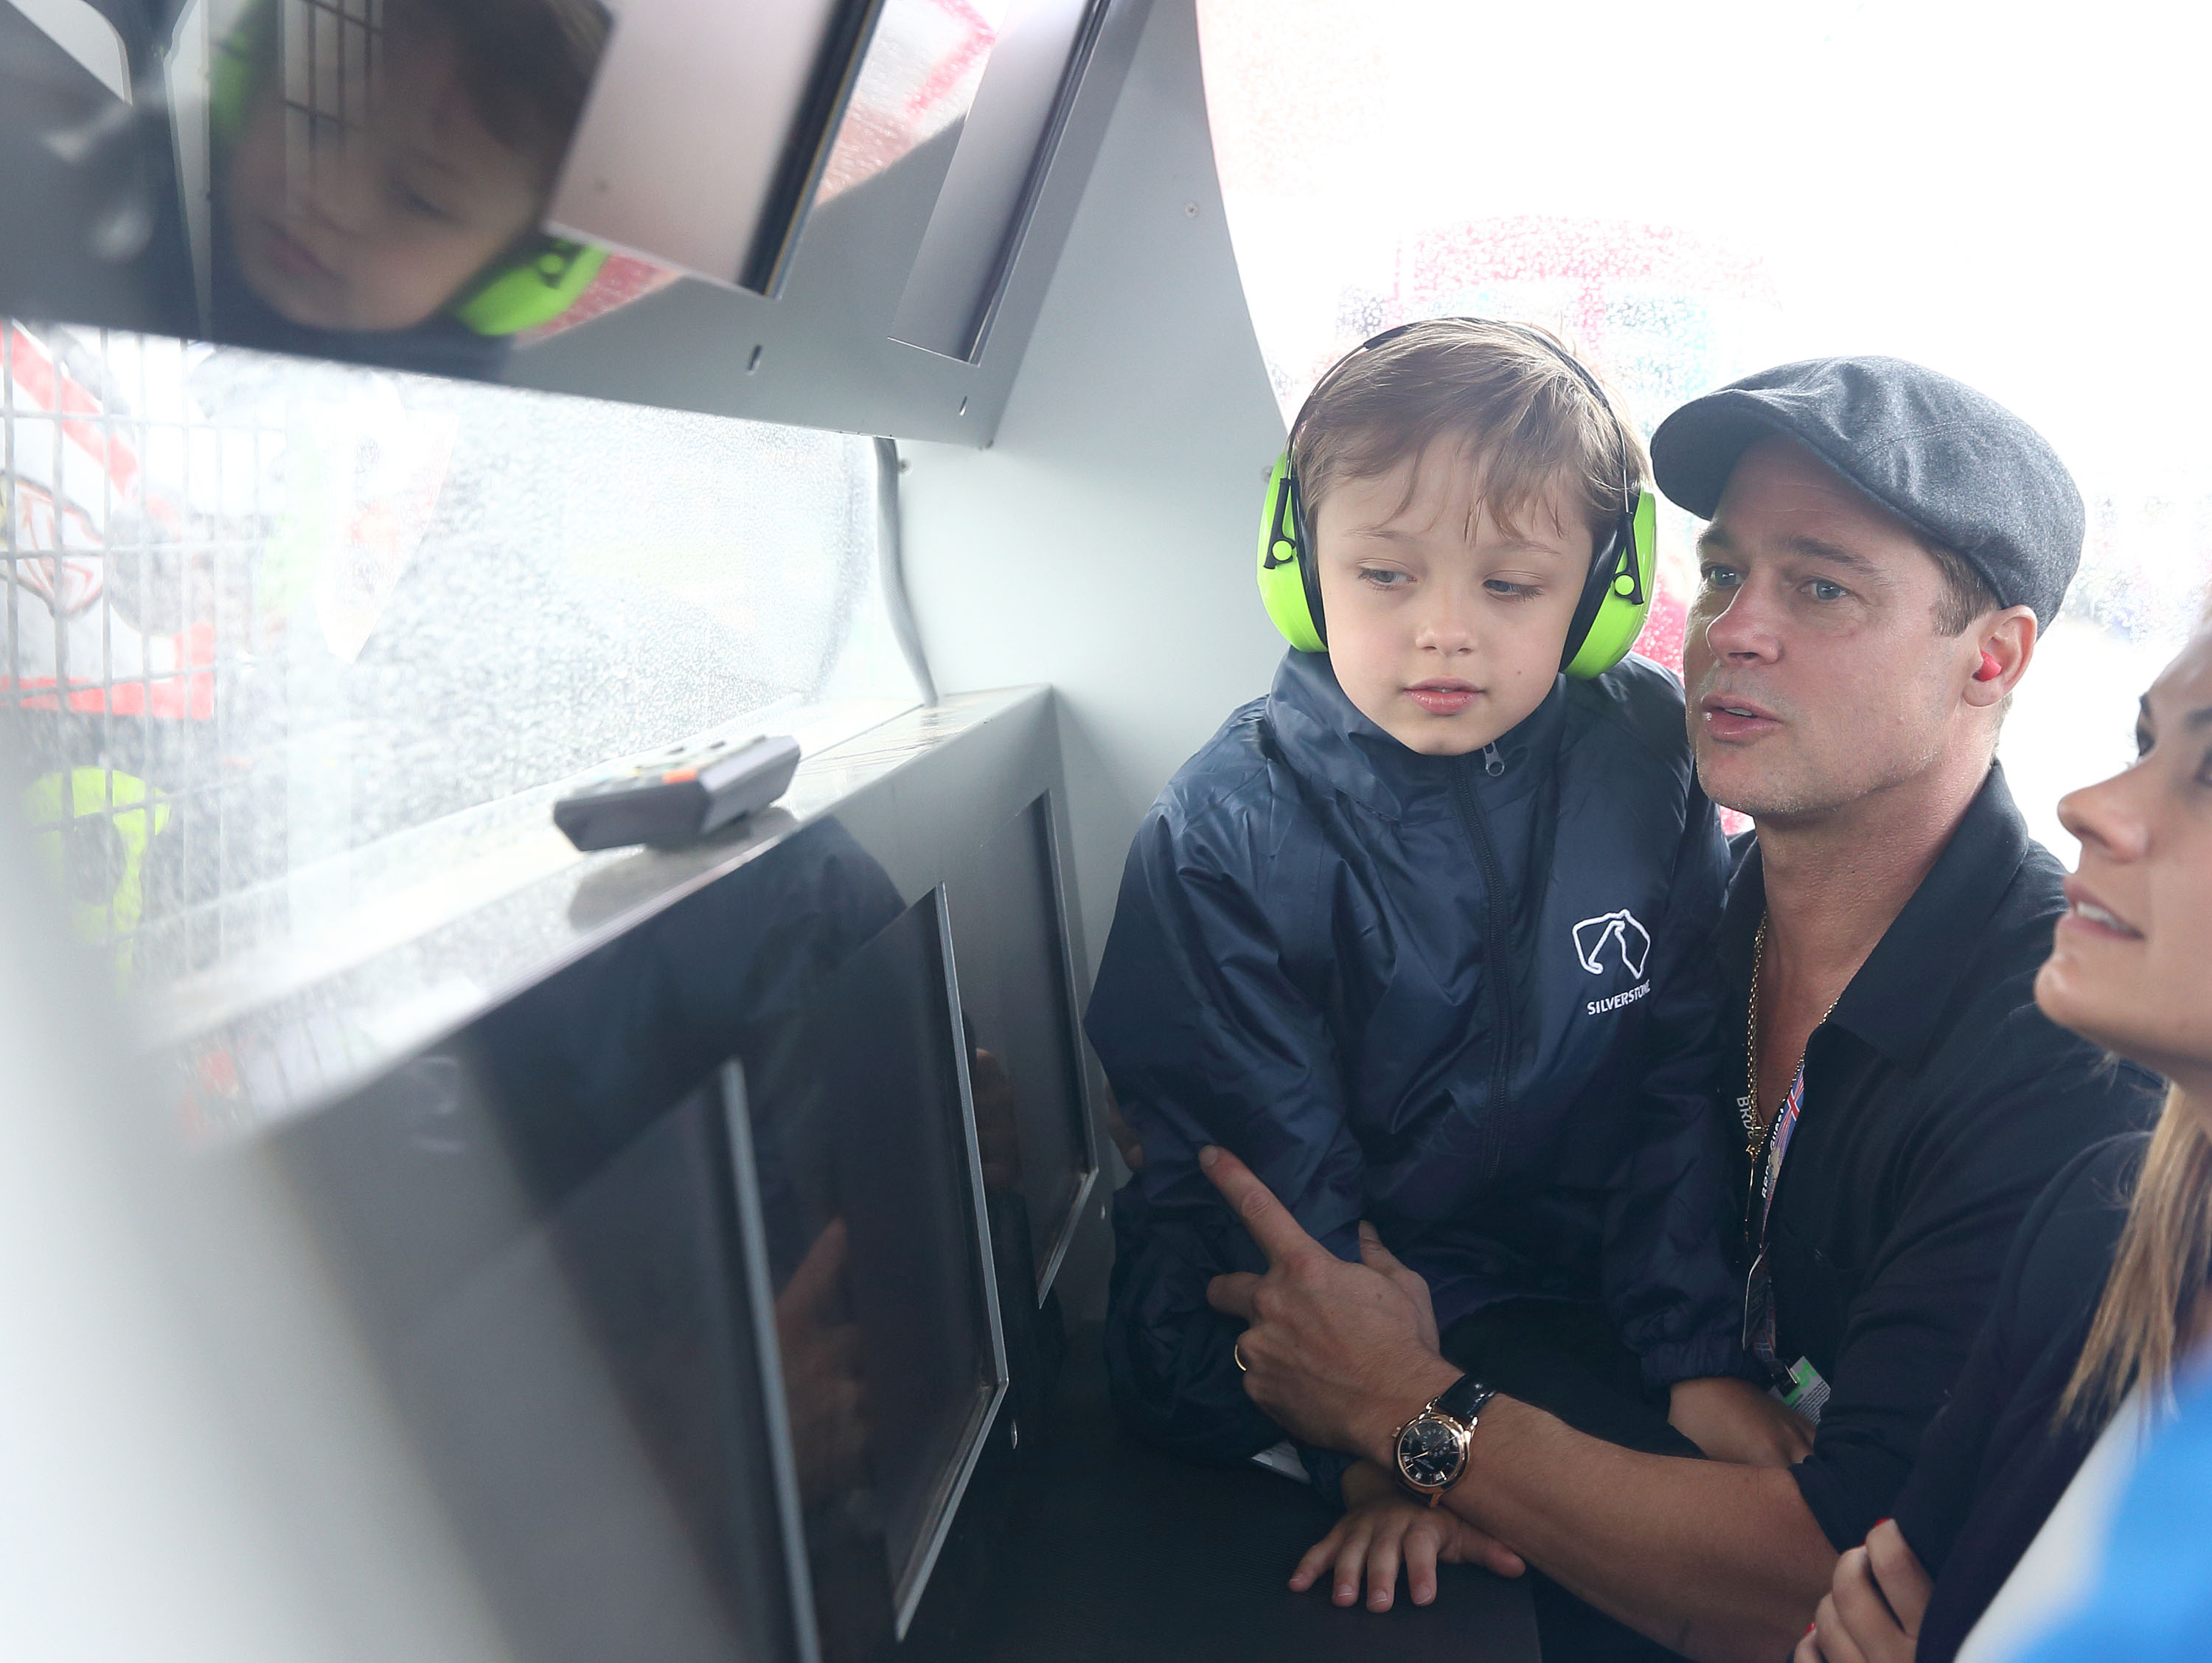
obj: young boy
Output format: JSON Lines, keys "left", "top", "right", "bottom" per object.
{"left": 212, "top": 0, "right": 608, "bottom": 375}
{"left": 1088, "top": 318, "right": 1761, "bottom": 1508}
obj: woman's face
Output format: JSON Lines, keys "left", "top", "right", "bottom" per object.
{"left": 2037, "top": 627, "right": 2212, "bottom": 1096}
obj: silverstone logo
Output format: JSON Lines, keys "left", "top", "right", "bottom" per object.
{"left": 1573, "top": 909, "right": 1651, "bottom": 979}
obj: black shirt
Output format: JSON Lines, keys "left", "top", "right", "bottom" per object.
{"left": 1715, "top": 765, "right": 2164, "bottom": 1549}
{"left": 1892, "top": 1133, "right": 2149, "bottom": 1663}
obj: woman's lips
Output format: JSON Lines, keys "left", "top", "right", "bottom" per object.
{"left": 2059, "top": 878, "right": 2143, "bottom": 941}
{"left": 1406, "top": 681, "right": 1480, "bottom": 715}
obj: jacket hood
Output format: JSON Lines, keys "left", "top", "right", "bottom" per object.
{"left": 1265, "top": 650, "right": 1567, "bottom": 822}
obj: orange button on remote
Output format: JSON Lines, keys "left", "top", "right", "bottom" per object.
{"left": 661, "top": 768, "right": 698, "bottom": 784}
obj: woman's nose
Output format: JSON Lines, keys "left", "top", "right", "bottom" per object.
{"left": 2057, "top": 771, "right": 2150, "bottom": 863}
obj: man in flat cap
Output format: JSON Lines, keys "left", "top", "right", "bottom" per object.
{"left": 1190, "top": 358, "right": 2164, "bottom": 1660}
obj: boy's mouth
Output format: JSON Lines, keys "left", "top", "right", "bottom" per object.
{"left": 254, "top": 217, "right": 341, "bottom": 288}
{"left": 1405, "top": 678, "right": 1481, "bottom": 716}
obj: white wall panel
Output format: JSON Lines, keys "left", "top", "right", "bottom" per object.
{"left": 899, "top": 0, "right": 1285, "bottom": 976}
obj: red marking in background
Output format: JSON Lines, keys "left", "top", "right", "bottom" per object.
{"left": 3, "top": 324, "right": 142, "bottom": 496}
{"left": 1630, "top": 578, "right": 1688, "bottom": 679}
{"left": 10, "top": 622, "right": 217, "bottom": 720}
{"left": 521, "top": 253, "right": 682, "bottom": 341}
{"left": 906, "top": 0, "right": 999, "bottom": 117}
{"left": 1397, "top": 216, "right": 1782, "bottom": 367}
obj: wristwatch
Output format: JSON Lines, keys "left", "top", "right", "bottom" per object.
{"left": 1392, "top": 1374, "right": 1496, "bottom": 1505}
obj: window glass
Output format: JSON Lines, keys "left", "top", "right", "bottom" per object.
{"left": 2, "top": 322, "right": 919, "bottom": 998}
{"left": 1197, "top": 0, "right": 2212, "bottom": 852}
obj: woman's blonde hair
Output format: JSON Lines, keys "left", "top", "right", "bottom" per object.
{"left": 2061, "top": 1087, "right": 2212, "bottom": 1422}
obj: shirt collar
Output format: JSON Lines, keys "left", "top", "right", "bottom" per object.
{"left": 1265, "top": 650, "right": 1564, "bottom": 821}
{"left": 1717, "top": 764, "right": 2035, "bottom": 1074}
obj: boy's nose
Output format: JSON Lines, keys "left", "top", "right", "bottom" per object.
{"left": 1413, "top": 600, "right": 1478, "bottom": 654}
{"left": 288, "top": 128, "right": 377, "bottom": 233}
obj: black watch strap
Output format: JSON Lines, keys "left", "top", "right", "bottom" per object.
{"left": 1433, "top": 1373, "right": 1496, "bottom": 1427}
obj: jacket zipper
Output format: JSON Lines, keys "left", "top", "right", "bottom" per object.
{"left": 1451, "top": 751, "right": 1516, "bottom": 1126}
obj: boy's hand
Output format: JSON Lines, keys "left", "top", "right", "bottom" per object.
{"left": 1792, "top": 1520, "right": 1930, "bottom": 1663}
{"left": 1290, "top": 1461, "right": 1526, "bottom": 1609}
{"left": 1100, "top": 1085, "right": 1145, "bottom": 1171}
{"left": 1667, "top": 1375, "right": 1815, "bottom": 1468}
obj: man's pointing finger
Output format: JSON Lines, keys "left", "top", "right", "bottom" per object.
{"left": 1199, "top": 1144, "right": 1318, "bottom": 1267}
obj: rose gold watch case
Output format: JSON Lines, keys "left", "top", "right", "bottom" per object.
{"left": 1392, "top": 1409, "right": 1472, "bottom": 1506}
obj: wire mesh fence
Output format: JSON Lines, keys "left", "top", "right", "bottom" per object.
{"left": 2, "top": 319, "right": 911, "bottom": 1000}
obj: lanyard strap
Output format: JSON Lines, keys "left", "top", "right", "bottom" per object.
{"left": 1744, "top": 1058, "right": 1810, "bottom": 1370}
{"left": 1753, "top": 1058, "right": 1809, "bottom": 1247}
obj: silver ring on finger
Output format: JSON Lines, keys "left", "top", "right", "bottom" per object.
{"left": 1234, "top": 1339, "right": 1250, "bottom": 1372}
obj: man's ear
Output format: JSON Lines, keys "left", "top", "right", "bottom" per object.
{"left": 1964, "top": 606, "right": 2039, "bottom": 708}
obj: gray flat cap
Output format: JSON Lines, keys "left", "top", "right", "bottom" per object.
{"left": 1649, "top": 356, "right": 2084, "bottom": 626}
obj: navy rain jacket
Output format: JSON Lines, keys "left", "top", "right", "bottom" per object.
{"left": 1089, "top": 649, "right": 1747, "bottom": 1468}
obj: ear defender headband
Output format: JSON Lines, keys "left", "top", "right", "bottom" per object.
{"left": 1254, "top": 321, "right": 1656, "bottom": 680}
{"left": 209, "top": 1, "right": 608, "bottom": 337}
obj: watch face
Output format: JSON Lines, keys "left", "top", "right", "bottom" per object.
{"left": 1397, "top": 1414, "right": 1465, "bottom": 1489}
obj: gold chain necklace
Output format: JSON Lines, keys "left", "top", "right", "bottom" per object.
{"left": 1740, "top": 915, "right": 1841, "bottom": 1162}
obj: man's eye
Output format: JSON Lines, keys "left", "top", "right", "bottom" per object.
{"left": 2136, "top": 727, "right": 2156, "bottom": 760}
{"left": 1806, "top": 579, "right": 1848, "bottom": 602}
{"left": 1698, "top": 563, "right": 1742, "bottom": 589}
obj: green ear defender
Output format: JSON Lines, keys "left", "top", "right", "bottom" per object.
{"left": 1255, "top": 319, "right": 1657, "bottom": 680}
{"left": 450, "top": 240, "right": 609, "bottom": 335}
{"left": 1561, "top": 490, "right": 1656, "bottom": 678}
{"left": 209, "top": 0, "right": 607, "bottom": 338}
{"left": 1256, "top": 452, "right": 1326, "bottom": 653}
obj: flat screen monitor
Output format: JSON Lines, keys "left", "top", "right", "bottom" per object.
{"left": 738, "top": 886, "right": 1007, "bottom": 1650}
{"left": 888, "top": 0, "right": 1107, "bottom": 361}
{"left": 282, "top": 827, "right": 1005, "bottom": 1663}
{"left": 945, "top": 792, "right": 1095, "bottom": 1300}
{"left": 399, "top": 1061, "right": 813, "bottom": 1663}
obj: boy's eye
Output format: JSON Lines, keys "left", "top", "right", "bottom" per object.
{"left": 2136, "top": 725, "right": 2155, "bottom": 760}
{"left": 1484, "top": 578, "right": 1539, "bottom": 601}
{"left": 1357, "top": 566, "right": 1411, "bottom": 589}
{"left": 397, "top": 185, "right": 456, "bottom": 222}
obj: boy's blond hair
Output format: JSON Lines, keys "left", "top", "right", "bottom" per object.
{"left": 1291, "top": 318, "right": 1646, "bottom": 551}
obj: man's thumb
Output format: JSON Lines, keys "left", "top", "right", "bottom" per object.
{"left": 1357, "top": 1220, "right": 1403, "bottom": 1273}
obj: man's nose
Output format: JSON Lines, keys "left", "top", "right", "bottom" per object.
{"left": 1700, "top": 578, "right": 1781, "bottom": 664}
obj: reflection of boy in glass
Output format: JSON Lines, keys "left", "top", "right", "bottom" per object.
{"left": 211, "top": 0, "right": 604, "bottom": 372}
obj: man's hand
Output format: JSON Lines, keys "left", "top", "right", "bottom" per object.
{"left": 1792, "top": 1521, "right": 1929, "bottom": 1663}
{"left": 1668, "top": 1376, "right": 1816, "bottom": 1468}
{"left": 1291, "top": 1459, "right": 1527, "bottom": 1611}
{"left": 1199, "top": 1145, "right": 1458, "bottom": 1462}
{"left": 1356, "top": 1220, "right": 1439, "bottom": 1353}
{"left": 774, "top": 1218, "right": 869, "bottom": 1504}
